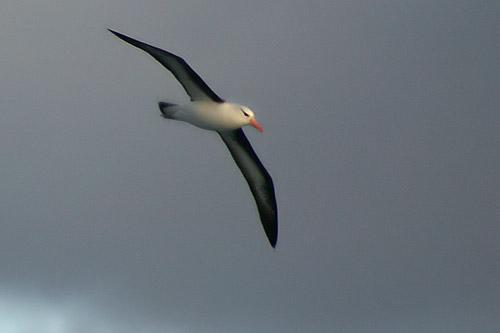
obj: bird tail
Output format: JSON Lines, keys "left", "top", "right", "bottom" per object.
{"left": 158, "top": 102, "right": 178, "bottom": 119}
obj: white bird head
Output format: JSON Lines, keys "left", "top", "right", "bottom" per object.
{"left": 237, "top": 105, "right": 264, "bottom": 133}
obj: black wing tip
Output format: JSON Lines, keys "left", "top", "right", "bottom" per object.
{"left": 269, "top": 238, "right": 277, "bottom": 248}
{"left": 108, "top": 29, "right": 135, "bottom": 42}
{"left": 107, "top": 28, "right": 122, "bottom": 38}
{"left": 108, "top": 29, "right": 132, "bottom": 44}
{"left": 108, "top": 29, "right": 147, "bottom": 50}
{"left": 264, "top": 220, "right": 278, "bottom": 248}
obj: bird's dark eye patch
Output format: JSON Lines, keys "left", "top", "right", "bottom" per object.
{"left": 241, "top": 108, "right": 250, "bottom": 117}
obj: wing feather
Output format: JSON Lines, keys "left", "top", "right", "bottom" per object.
{"left": 109, "top": 29, "right": 224, "bottom": 103}
{"left": 219, "top": 129, "right": 278, "bottom": 247}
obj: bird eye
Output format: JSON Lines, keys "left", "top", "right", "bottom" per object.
{"left": 241, "top": 108, "right": 250, "bottom": 117}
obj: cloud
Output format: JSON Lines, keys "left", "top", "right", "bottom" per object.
{"left": 0, "top": 293, "right": 185, "bottom": 333}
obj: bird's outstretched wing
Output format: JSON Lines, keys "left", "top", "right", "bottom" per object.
{"left": 219, "top": 129, "right": 278, "bottom": 247}
{"left": 109, "top": 29, "right": 224, "bottom": 103}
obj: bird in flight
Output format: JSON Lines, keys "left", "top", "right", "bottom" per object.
{"left": 109, "top": 30, "right": 278, "bottom": 248}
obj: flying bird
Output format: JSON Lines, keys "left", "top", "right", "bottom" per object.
{"left": 109, "top": 30, "right": 278, "bottom": 247}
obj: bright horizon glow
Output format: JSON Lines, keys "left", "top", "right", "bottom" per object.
{"left": 0, "top": 296, "right": 67, "bottom": 333}
{"left": 0, "top": 294, "right": 184, "bottom": 333}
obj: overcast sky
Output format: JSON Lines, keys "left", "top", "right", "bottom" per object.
{"left": 0, "top": 0, "right": 498, "bottom": 332}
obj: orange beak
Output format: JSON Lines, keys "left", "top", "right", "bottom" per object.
{"left": 249, "top": 118, "right": 264, "bottom": 133}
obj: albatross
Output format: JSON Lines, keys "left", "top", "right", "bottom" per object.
{"left": 109, "top": 30, "right": 278, "bottom": 248}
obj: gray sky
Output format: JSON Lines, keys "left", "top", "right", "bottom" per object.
{"left": 0, "top": 0, "right": 498, "bottom": 332}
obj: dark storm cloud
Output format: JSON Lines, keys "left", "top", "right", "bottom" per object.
{"left": 0, "top": 0, "right": 498, "bottom": 332}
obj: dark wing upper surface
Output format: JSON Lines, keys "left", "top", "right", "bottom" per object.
{"left": 109, "top": 29, "right": 224, "bottom": 103}
{"left": 219, "top": 129, "right": 278, "bottom": 247}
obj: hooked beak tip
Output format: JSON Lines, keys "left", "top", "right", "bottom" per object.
{"left": 250, "top": 118, "right": 264, "bottom": 133}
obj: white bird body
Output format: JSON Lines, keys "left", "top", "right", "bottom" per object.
{"left": 165, "top": 102, "right": 256, "bottom": 132}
